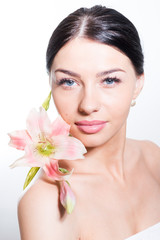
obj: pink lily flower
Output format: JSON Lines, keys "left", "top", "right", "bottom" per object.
{"left": 8, "top": 107, "right": 86, "bottom": 170}
{"left": 8, "top": 105, "right": 86, "bottom": 214}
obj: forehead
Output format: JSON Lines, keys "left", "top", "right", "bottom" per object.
{"left": 52, "top": 38, "right": 135, "bottom": 75}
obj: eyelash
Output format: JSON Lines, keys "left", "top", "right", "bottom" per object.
{"left": 57, "top": 78, "right": 76, "bottom": 86}
{"left": 101, "top": 77, "right": 121, "bottom": 86}
{"left": 56, "top": 77, "right": 121, "bottom": 89}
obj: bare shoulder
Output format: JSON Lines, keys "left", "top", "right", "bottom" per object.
{"left": 138, "top": 139, "right": 160, "bottom": 162}
{"left": 141, "top": 140, "right": 160, "bottom": 174}
{"left": 128, "top": 139, "right": 160, "bottom": 181}
{"left": 18, "top": 177, "right": 60, "bottom": 215}
{"left": 18, "top": 176, "right": 63, "bottom": 240}
{"left": 127, "top": 138, "right": 160, "bottom": 157}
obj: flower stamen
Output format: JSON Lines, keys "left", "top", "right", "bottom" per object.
{"left": 37, "top": 140, "right": 55, "bottom": 156}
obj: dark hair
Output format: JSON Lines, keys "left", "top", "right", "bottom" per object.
{"left": 46, "top": 5, "right": 144, "bottom": 75}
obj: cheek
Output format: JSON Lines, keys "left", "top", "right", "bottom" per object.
{"left": 105, "top": 85, "right": 135, "bottom": 136}
{"left": 102, "top": 86, "right": 133, "bottom": 122}
{"left": 52, "top": 90, "right": 77, "bottom": 124}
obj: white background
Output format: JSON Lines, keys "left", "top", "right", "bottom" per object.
{"left": 0, "top": 0, "right": 160, "bottom": 239}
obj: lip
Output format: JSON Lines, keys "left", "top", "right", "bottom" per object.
{"left": 75, "top": 120, "right": 107, "bottom": 134}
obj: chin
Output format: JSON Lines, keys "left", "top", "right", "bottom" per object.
{"left": 70, "top": 129, "right": 110, "bottom": 148}
{"left": 84, "top": 137, "right": 110, "bottom": 148}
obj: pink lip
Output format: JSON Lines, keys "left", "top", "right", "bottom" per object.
{"left": 75, "top": 120, "right": 107, "bottom": 134}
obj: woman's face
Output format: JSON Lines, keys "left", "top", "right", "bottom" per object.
{"left": 51, "top": 38, "right": 144, "bottom": 147}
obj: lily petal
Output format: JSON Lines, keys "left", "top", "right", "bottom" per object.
{"left": 43, "top": 160, "right": 73, "bottom": 181}
{"left": 53, "top": 135, "right": 87, "bottom": 160}
{"left": 50, "top": 116, "right": 70, "bottom": 137}
{"left": 60, "top": 180, "right": 76, "bottom": 214}
{"left": 9, "top": 145, "right": 44, "bottom": 168}
{"left": 8, "top": 130, "right": 32, "bottom": 150}
{"left": 26, "top": 107, "right": 52, "bottom": 141}
{"left": 9, "top": 156, "right": 30, "bottom": 168}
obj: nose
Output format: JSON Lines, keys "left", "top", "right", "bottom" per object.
{"left": 78, "top": 87, "right": 101, "bottom": 115}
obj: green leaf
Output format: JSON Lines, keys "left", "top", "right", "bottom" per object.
{"left": 23, "top": 167, "right": 40, "bottom": 190}
{"left": 59, "top": 167, "right": 69, "bottom": 173}
{"left": 42, "top": 91, "right": 51, "bottom": 111}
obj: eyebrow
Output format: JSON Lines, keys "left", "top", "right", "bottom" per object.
{"left": 96, "top": 68, "right": 125, "bottom": 77}
{"left": 54, "top": 68, "right": 125, "bottom": 78}
{"left": 55, "top": 69, "right": 81, "bottom": 78}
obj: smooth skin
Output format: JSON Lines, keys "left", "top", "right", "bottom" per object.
{"left": 18, "top": 38, "right": 160, "bottom": 240}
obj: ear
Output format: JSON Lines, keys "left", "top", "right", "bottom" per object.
{"left": 133, "top": 73, "right": 144, "bottom": 99}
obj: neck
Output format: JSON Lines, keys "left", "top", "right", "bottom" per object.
{"left": 73, "top": 123, "right": 127, "bottom": 181}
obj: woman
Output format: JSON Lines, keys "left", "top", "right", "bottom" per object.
{"left": 18, "top": 5, "right": 160, "bottom": 240}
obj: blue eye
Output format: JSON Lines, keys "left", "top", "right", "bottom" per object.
{"left": 58, "top": 79, "right": 76, "bottom": 87}
{"left": 103, "top": 77, "right": 120, "bottom": 85}
{"left": 65, "top": 79, "right": 75, "bottom": 86}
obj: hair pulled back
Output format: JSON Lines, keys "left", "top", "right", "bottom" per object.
{"left": 46, "top": 5, "right": 144, "bottom": 75}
